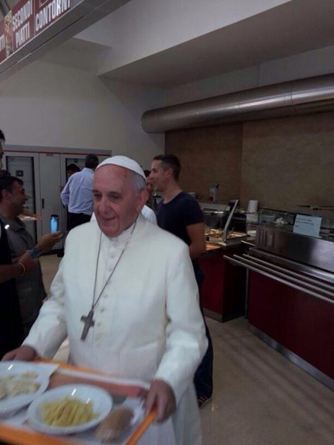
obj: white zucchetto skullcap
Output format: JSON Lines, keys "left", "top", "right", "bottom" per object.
{"left": 96, "top": 155, "right": 146, "bottom": 179}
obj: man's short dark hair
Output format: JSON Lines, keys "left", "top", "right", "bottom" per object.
{"left": 66, "top": 163, "right": 81, "bottom": 174}
{"left": 0, "top": 129, "right": 5, "bottom": 142}
{"left": 85, "top": 154, "right": 99, "bottom": 170}
{"left": 0, "top": 176, "right": 23, "bottom": 201}
{"left": 153, "top": 154, "right": 181, "bottom": 180}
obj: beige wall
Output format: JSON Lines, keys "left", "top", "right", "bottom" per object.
{"left": 166, "top": 124, "right": 243, "bottom": 203}
{"left": 165, "top": 111, "right": 334, "bottom": 211}
{"left": 241, "top": 112, "right": 334, "bottom": 210}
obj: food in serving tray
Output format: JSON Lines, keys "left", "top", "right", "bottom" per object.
{"left": 0, "top": 374, "right": 40, "bottom": 399}
{"left": 40, "top": 396, "right": 96, "bottom": 427}
{"left": 21, "top": 371, "right": 38, "bottom": 379}
{"left": 95, "top": 406, "right": 133, "bottom": 442}
{"left": 207, "top": 228, "right": 223, "bottom": 239}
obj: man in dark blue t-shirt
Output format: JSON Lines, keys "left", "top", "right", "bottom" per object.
{"left": 149, "top": 154, "right": 213, "bottom": 408}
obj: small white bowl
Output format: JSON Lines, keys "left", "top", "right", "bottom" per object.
{"left": 27, "top": 384, "right": 113, "bottom": 435}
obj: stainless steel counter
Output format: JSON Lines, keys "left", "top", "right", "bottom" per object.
{"left": 225, "top": 226, "right": 334, "bottom": 304}
{"left": 256, "top": 224, "right": 334, "bottom": 274}
{"left": 224, "top": 224, "right": 334, "bottom": 389}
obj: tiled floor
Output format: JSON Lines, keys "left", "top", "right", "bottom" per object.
{"left": 40, "top": 254, "right": 334, "bottom": 445}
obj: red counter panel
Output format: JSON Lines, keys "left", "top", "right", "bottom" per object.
{"left": 198, "top": 247, "right": 246, "bottom": 321}
{"left": 248, "top": 271, "right": 334, "bottom": 379}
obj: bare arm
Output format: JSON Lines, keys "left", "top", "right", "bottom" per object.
{"left": 0, "top": 252, "right": 36, "bottom": 283}
{"left": 186, "top": 222, "right": 206, "bottom": 259}
{"left": 36, "top": 232, "right": 63, "bottom": 252}
{"left": 0, "top": 233, "right": 62, "bottom": 283}
{"left": 0, "top": 263, "right": 27, "bottom": 283}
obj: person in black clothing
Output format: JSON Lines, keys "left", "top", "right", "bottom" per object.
{"left": 0, "top": 219, "right": 24, "bottom": 358}
{"left": 0, "top": 176, "right": 62, "bottom": 336}
{"left": 0, "top": 172, "right": 63, "bottom": 354}
{"left": 0, "top": 130, "right": 24, "bottom": 357}
{"left": 149, "top": 154, "right": 213, "bottom": 408}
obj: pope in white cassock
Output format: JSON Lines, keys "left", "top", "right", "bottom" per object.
{"left": 4, "top": 155, "right": 207, "bottom": 444}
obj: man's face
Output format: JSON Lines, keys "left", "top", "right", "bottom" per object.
{"left": 149, "top": 160, "right": 170, "bottom": 192}
{"left": 146, "top": 176, "right": 154, "bottom": 196}
{"left": 93, "top": 165, "right": 146, "bottom": 237}
{"left": 7, "top": 181, "right": 28, "bottom": 216}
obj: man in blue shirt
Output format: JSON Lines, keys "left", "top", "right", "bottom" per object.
{"left": 61, "top": 154, "right": 99, "bottom": 230}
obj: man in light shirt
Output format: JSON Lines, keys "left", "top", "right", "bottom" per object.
{"left": 60, "top": 154, "right": 99, "bottom": 230}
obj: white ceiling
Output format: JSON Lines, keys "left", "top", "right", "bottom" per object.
{"left": 41, "top": 38, "right": 111, "bottom": 73}
{"left": 41, "top": 0, "right": 334, "bottom": 88}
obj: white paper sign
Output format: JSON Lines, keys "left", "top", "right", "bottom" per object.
{"left": 293, "top": 214, "right": 322, "bottom": 237}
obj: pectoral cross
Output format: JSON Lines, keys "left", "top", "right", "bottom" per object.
{"left": 80, "top": 309, "right": 95, "bottom": 341}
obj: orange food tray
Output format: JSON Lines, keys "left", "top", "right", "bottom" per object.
{"left": 0, "top": 361, "right": 156, "bottom": 445}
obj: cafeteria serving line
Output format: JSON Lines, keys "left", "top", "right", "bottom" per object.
{"left": 1, "top": 1, "right": 334, "bottom": 443}
{"left": 40, "top": 254, "right": 334, "bottom": 445}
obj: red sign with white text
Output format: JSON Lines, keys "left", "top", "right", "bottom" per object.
{"left": 0, "top": 0, "right": 71, "bottom": 63}
{"left": 35, "top": 0, "right": 71, "bottom": 35}
{"left": 11, "top": 0, "right": 35, "bottom": 52}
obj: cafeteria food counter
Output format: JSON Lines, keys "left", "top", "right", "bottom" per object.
{"left": 225, "top": 225, "right": 334, "bottom": 389}
{"left": 199, "top": 241, "right": 247, "bottom": 321}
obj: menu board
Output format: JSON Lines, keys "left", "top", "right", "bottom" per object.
{"left": 293, "top": 214, "right": 322, "bottom": 238}
{"left": 0, "top": 0, "right": 71, "bottom": 62}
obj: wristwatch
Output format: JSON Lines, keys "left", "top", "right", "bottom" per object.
{"left": 29, "top": 246, "right": 42, "bottom": 259}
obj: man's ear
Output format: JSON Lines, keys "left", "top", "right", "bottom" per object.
{"left": 166, "top": 167, "right": 174, "bottom": 179}
{"left": 2, "top": 189, "right": 10, "bottom": 201}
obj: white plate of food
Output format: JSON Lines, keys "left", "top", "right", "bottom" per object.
{"left": 0, "top": 361, "right": 50, "bottom": 417}
{"left": 27, "top": 384, "right": 113, "bottom": 435}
